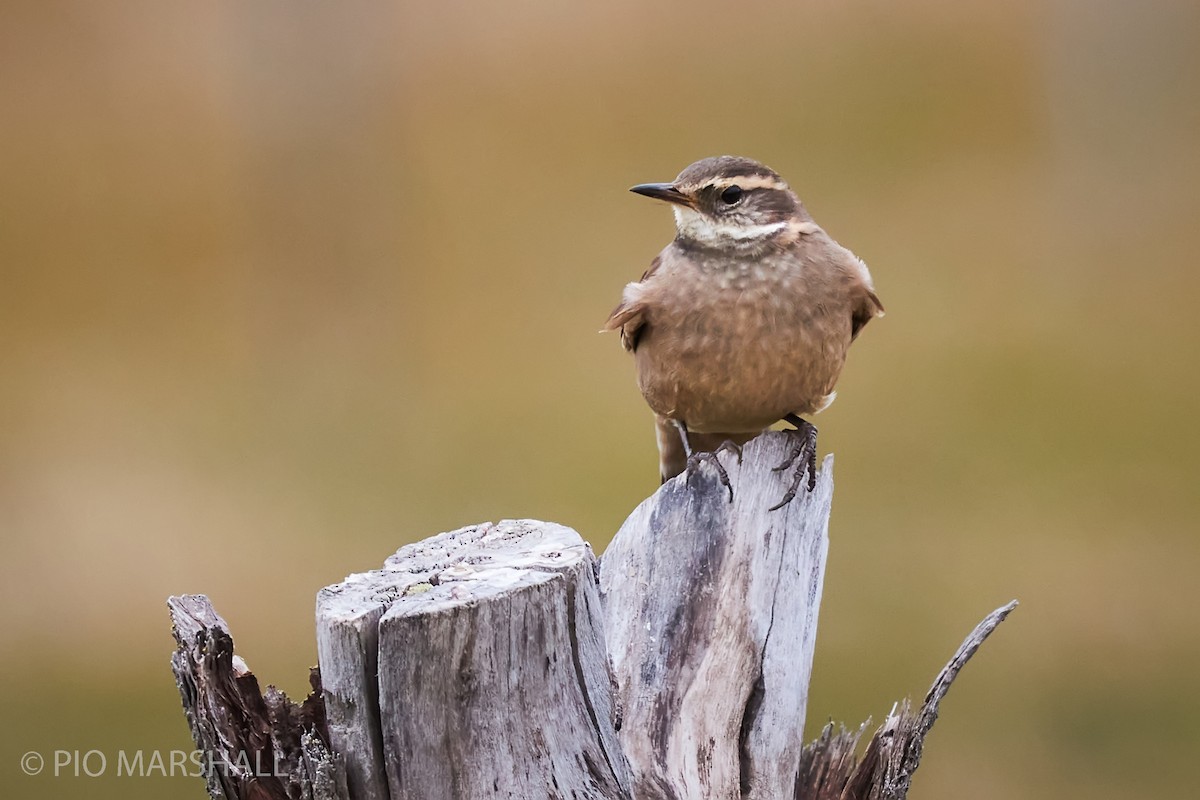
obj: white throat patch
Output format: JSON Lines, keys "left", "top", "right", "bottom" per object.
{"left": 673, "top": 207, "right": 788, "bottom": 245}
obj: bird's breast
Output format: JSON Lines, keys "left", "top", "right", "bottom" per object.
{"left": 634, "top": 258, "right": 851, "bottom": 432}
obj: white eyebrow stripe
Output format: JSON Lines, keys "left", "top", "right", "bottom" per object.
{"left": 707, "top": 174, "right": 789, "bottom": 192}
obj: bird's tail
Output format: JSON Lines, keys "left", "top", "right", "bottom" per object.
{"left": 655, "top": 415, "right": 761, "bottom": 483}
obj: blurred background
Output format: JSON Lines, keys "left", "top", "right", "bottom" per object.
{"left": 2, "top": 1, "right": 1198, "bottom": 798}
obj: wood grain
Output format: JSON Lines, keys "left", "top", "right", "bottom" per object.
{"left": 600, "top": 432, "right": 834, "bottom": 800}
{"left": 316, "top": 519, "right": 630, "bottom": 800}
{"left": 168, "top": 594, "right": 348, "bottom": 800}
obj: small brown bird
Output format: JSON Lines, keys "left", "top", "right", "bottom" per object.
{"left": 604, "top": 156, "right": 883, "bottom": 507}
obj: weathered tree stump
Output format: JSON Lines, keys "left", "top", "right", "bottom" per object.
{"left": 168, "top": 431, "right": 1017, "bottom": 800}
{"left": 316, "top": 520, "right": 628, "bottom": 800}
{"left": 601, "top": 436, "right": 834, "bottom": 799}
{"left": 169, "top": 594, "right": 348, "bottom": 800}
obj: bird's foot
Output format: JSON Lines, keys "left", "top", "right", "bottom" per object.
{"left": 769, "top": 418, "right": 818, "bottom": 511}
{"left": 685, "top": 440, "right": 743, "bottom": 503}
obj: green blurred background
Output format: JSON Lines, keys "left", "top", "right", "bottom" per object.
{"left": 2, "top": 1, "right": 1198, "bottom": 798}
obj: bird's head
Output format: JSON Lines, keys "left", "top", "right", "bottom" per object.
{"left": 630, "top": 156, "right": 811, "bottom": 249}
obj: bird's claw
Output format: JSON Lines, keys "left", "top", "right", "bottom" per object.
{"left": 716, "top": 438, "right": 745, "bottom": 466}
{"left": 685, "top": 440, "right": 743, "bottom": 503}
{"left": 769, "top": 421, "right": 818, "bottom": 511}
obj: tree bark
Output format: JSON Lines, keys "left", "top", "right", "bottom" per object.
{"left": 168, "top": 594, "right": 349, "bottom": 800}
{"left": 794, "top": 600, "right": 1019, "bottom": 800}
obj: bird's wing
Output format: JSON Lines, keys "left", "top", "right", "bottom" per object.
{"left": 602, "top": 256, "right": 661, "bottom": 352}
{"left": 851, "top": 288, "right": 885, "bottom": 342}
{"left": 603, "top": 296, "right": 645, "bottom": 352}
{"left": 839, "top": 249, "right": 884, "bottom": 342}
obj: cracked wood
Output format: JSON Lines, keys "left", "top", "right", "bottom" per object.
{"left": 315, "top": 519, "right": 631, "bottom": 800}
{"left": 169, "top": 429, "right": 1019, "bottom": 800}
{"left": 600, "top": 432, "right": 834, "bottom": 800}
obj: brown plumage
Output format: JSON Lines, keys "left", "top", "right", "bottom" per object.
{"left": 604, "top": 156, "right": 883, "bottom": 486}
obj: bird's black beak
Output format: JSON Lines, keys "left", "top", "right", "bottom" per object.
{"left": 630, "top": 182, "right": 693, "bottom": 208}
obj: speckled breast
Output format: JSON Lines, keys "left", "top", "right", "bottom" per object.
{"left": 634, "top": 261, "right": 851, "bottom": 433}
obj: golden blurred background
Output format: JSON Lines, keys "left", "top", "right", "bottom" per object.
{"left": 2, "top": 1, "right": 1198, "bottom": 798}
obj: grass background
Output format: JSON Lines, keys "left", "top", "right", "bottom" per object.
{"left": 2, "top": 2, "right": 1198, "bottom": 798}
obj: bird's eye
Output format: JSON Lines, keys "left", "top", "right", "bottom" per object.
{"left": 720, "top": 185, "right": 743, "bottom": 205}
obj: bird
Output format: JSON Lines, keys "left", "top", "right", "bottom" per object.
{"left": 603, "top": 155, "right": 883, "bottom": 509}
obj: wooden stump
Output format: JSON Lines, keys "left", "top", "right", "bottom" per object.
{"left": 315, "top": 519, "right": 630, "bottom": 800}
{"left": 169, "top": 430, "right": 1018, "bottom": 800}
{"left": 600, "top": 433, "right": 834, "bottom": 799}
{"left": 168, "top": 594, "right": 348, "bottom": 800}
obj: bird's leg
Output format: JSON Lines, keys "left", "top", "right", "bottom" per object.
{"left": 672, "top": 420, "right": 736, "bottom": 502}
{"left": 769, "top": 414, "right": 819, "bottom": 511}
